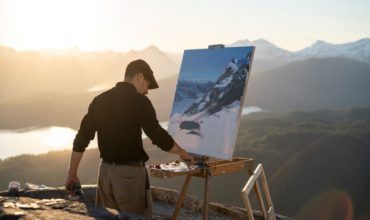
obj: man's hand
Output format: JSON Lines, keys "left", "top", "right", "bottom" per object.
{"left": 179, "top": 150, "right": 194, "bottom": 163}
{"left": 168, "top": 141, "right": 194, "bottom": 164}
{"left": 65, "top": 151, "right": 84, "bottom": 191}
{"left": 65, "top": 174, "right": 80, "bottom": 191}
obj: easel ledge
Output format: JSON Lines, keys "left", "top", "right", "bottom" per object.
{"left": 149, "top": 157, "right": 254, "bottom": 179}
{"left": 149, "top": 157, "right": 255, "bottom": 220}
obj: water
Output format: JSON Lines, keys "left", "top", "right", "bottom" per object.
{"left": 0, "top": 106, "right": 264, "bottom": 160}
{"left": 0, "top": 127, "right": 98, "bottom": 160}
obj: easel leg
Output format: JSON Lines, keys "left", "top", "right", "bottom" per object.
{"left": 203, "top": 169, "right": 210, "bottom": 220}
{"left": 248, "top": 169, "right": 267, "bottom": 218}
{"left": 172, "top": 175, "right": 192, "bottom": 220}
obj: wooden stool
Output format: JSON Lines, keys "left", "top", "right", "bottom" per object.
{"left": 241, "top": 163, "right": 276, "bottom": 220}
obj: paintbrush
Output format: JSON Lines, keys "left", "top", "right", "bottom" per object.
{"left": 183, "top": 159, "right": 192, "bottom": 170}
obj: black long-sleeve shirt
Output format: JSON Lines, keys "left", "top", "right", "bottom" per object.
{"left": 73, "top": 82, "right": 174, "bottom": 162}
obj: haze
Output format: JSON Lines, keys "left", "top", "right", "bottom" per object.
{"left": 0, "top": 0, "right": 369, "bottom": 52}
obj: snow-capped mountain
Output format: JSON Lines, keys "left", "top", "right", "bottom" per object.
{"left": 229, "top": 39, "right": 294, "bottom": 73}
{"left": 183, "top": 53, "right": 252, "bottom": 116}
{"left": 295, "top": 38, "right": 370, "bottom": 63}
{"left": 230, "top": 38, "right": 370, "bottom": 64}
{"left": 230, "top": 38, "right": 293, "bottom": 61}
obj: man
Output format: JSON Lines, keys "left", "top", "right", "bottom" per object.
{"left": 65, "top": 59, "right": 194, "bottom": 217}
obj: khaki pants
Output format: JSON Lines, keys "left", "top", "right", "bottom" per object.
{"left": 96, "top": 161, "right": 152, "bottom": 218}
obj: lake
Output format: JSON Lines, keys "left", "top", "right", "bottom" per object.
{"left": 0, "top": 106, "right": 264, "bottom": 160}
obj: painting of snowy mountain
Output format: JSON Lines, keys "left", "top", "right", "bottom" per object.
{"left": 168, "top": 46, "right": 255, "bottom": 160}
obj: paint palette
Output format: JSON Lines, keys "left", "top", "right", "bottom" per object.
{"left": 148, "top": 161, "right": 206, "bottom": 178}
{"left": 148, "top": 161, "right": 192, "bottom": 172}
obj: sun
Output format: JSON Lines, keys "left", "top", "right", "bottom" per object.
{"left": 44, "top": 127, "right": 76, "bottom": 149}
{"left": 4, "top": 0, "right": 102, "bottom": 50}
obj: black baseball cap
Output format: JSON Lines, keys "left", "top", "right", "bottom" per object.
{"left": 125, "top": 59, "right": 159, "bottom": 90}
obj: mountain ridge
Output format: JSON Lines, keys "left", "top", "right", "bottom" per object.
{"left": 246, "top": 57, "right": 370, "bottom": 111}
{"left": 230, "top": 37, "right": 370, "bottom": 64}
{"left": 1, "top": 57, "right": 370, "bottom": 130}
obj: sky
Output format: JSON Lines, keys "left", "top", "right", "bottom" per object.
{"left": 0, "top": 0, "right": 369, "bottom": 52}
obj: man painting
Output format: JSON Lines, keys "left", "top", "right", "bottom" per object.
{"left": 65, "top": 59, "right": 193, "bottom": 217}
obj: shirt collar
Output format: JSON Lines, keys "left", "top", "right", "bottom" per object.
{"left": 116, "top": 82, "right": 137, "bottom": 93}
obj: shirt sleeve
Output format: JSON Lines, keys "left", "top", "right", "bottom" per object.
{"left": 138, "top": 96, "right": 174, "bottom": 151}
{"left": 73, "top": 100, "right": 97, "bottom": 152}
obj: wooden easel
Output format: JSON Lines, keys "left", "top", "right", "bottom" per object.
{"left": 150, "top": 43, "right": 259, "bottom": 219}
{"left": 149, "top": 157, "right": 255, "bottom": 220}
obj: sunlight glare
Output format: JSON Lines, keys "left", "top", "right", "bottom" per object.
{"left": 6, "top": 0, "right": 101, "bottom": 50}
{"left": 44, "top": 127, "right": 76, "bottom": 148}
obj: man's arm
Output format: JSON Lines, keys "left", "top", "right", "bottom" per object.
{"left": 66, "top": 100, "right": 96, "bottom": 189}
{"left": 65, "top": 151, "right": 83, "bottom": 189}
{"left": 138, "top": 97, "right": 194, "bottom": 162}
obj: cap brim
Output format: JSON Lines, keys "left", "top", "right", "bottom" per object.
{"left": 147, "top": 74, "right": 159, "bottom": 90}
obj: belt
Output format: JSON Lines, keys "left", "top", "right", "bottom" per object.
{"left": 102, "top": 159, "right": 145, "bottom": 167}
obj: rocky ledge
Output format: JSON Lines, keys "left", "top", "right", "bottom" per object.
{"left": 0, "top": 185, "right": 293, "bottom": 219}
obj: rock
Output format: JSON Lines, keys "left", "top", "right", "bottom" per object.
{"left": 0, "top": 185, "right": 294, "bottom": 220}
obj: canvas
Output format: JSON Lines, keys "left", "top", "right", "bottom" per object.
{"left": 168, "top": 46, "right": 255, "bottom": 160}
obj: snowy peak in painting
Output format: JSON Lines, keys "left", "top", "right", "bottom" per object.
{"left": 174, "top": 80, "right": 214, "bottom": 102}
{"left": 172, "top": 80, "right": 214, "bottom": 114}
{"left": 184, "top": 53, "right": 252, "bottom": 117}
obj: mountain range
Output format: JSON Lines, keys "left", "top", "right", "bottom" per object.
{"left": 0, "top": 38, "right": 370, "bottom": 129}
{"left": 295, "top": 38, "right": 370, "bottom": 62}
{"left": 230, "top": 38, "right": 370, "bottom": 63}
{"left": 246, "top": 57, "right": 370, "bottom": 111}
{"left": 0, "top": 45, "right": 179, "bottom": 103}
{"left": 229, "top": 38, "right": 370, "bottom": 74}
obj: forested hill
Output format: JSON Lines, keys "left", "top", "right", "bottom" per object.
{"left": 1, "top": 108, "right": 369, "bottom": 219}
{"left": 234, "top": 108, "right": 370, "bottom": 219}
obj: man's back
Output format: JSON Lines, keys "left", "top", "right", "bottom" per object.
{"left": 92, "top": 82, "right": 147, "bottom": 162}
{"left": 73, "top": 82, "right": 173, "bottom": 162}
